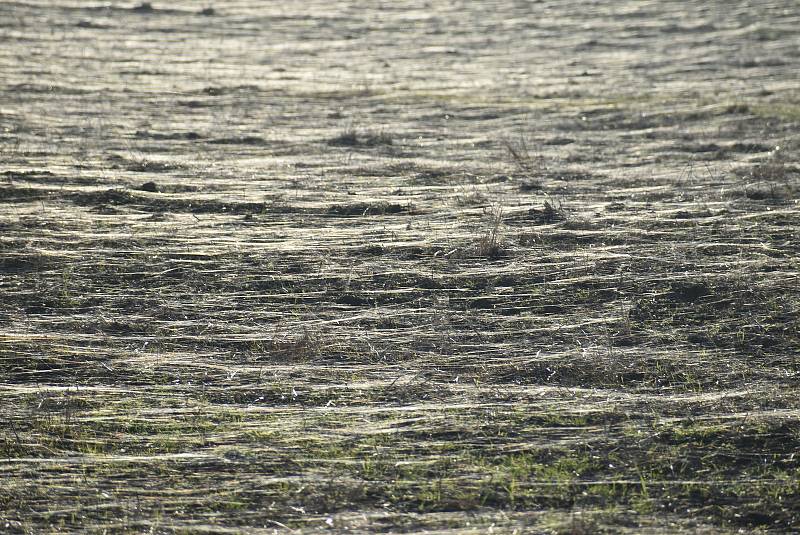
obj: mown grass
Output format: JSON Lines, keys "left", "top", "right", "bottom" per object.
{"left": 2, "top": 1, "right": 800, "bottom": 533}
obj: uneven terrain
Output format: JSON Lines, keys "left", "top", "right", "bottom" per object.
{"left": 1, "top": 1, "right": 799, "bottom": 533}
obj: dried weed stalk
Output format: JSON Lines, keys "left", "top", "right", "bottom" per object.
{"left": 475, "top": 205, "right": 505, "bottom": 258}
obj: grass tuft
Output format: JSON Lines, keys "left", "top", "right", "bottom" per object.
{"left": 328, "top": 127, "right": 394, "bottom": 147}
{"left": 474, "top": 205, "right": 506, "bottom": 258}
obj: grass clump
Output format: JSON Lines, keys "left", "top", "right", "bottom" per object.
{"left": 474, "top": 205, "right": 506, "bottom": 258}
{"left": 528, "top": 199, "right": 567, "bottom": 224}
{"left": 328, "top": 127, "right": 394, "bottom": 147}
{"left": 501, "top": 134, "right": 545, "bottom": 174}
{"left": 740, "top": 161, "right": 797, "bottom": 200}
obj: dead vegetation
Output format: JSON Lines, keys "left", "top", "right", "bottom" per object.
{"left": 501, "top": 134, "right": 544, "bottom": 174}
{"left": 1, "top": 1, "right": 799, "bottom": 534}
{"left": 473, "top": 205, "right": 506, "bottom": 258}
{"left": 328, "top": 127, "right": 394, "bottom": 147}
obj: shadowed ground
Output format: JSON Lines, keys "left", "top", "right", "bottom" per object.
{"left": 1, "top": 1, "right": 799, "bottom": 533}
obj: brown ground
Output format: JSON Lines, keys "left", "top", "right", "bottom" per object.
{"left": 1, "top": 1, "right": 799, "bottom": 533}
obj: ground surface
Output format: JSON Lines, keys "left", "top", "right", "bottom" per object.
{"left": 1, "top": 1, "right": 799, "bottom": 533}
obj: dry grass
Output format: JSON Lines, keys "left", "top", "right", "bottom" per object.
{"left": 1, "top": 1, "right": 799, "bottom": 534}
{"left": 474, "top": 205, "right": 505, "bottom": 258}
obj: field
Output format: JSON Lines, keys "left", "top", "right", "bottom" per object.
{"left": 1, "top": 1, "right": 799, "bottom": 533}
